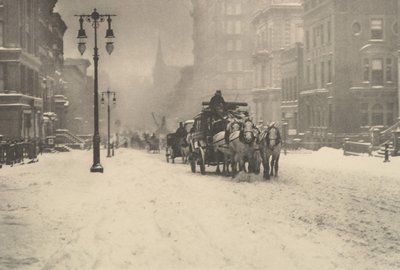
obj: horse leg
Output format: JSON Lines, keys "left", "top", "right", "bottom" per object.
{"left": 270, "top": 158, "right": 275, "bottom": 177}
{"left": 216, "top": 150, "right": 221, "bottom": 174}
{"left": 274, "top": 154, "right": 280, "bottom": 177}
{"left": 263, "top": 154, "right": 270, "bottom": 180}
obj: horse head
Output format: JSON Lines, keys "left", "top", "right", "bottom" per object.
{"left": 242, "top": 119, "right": 256, "bottom": 144}
{"left": 266, "top": 125, "right": 281, "bottom": 148}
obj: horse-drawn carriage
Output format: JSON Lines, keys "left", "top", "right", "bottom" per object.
{"left": 166, "top": 133, "right": 181, "bottom": 163}
{"left": 188, "top": 102, "right": 250, "bottom": 175}
{"left": 166, "top": 120, "right": 194, "bottom": 163}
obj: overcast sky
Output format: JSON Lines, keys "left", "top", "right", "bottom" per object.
{"left": 55, "top": 0, "right": 193, "bottom": 83}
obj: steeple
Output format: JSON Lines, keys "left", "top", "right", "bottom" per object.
{"left": 154, "top": 34, "right": 166, "bottom": 69}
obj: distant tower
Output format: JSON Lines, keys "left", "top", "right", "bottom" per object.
{"left": 153, "top": 35, "right": 167, "bottom": 90}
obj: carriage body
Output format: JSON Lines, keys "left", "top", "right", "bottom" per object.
{"left": 189, "top": 102, "right": 248, "bottom": 174}
{"left": 165, "top": 133, "right": 182, "bottom": 163}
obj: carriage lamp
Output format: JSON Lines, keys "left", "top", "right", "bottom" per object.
{"left": 101, "top": 93, "right": 105, "bottom": 104}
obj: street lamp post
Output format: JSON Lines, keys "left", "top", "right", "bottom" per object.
{"left": 75, "top": 9, "right": 116, "bottom": 173}
{"left": 101, "top": 89, "right": 117, "bottom": 158}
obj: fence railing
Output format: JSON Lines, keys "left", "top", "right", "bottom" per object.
{"left": 0, "top": 141, "right": 39, "bottom": 168}
{"left": 343, "top": 141, "right": 371, "bottom": 156}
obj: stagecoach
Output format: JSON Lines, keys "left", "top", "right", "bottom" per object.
{"left": 189, "top": 102, "right": 248, "bottom": 174}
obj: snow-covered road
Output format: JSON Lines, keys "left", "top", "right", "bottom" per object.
{"left": 0, "top": 148, "right": 399, "bottom": 270}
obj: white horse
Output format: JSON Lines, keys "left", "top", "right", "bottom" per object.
{"left": 259, "top": 123, "right": 282, "bottom": 180}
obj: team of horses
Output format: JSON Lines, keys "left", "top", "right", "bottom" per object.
{"left": 212, "top": 115, "right": 281, "bottom": 180}
{"left": 177, "top": 109, "right": 282, "bottom": 180}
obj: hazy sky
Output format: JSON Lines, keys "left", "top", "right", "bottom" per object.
{"left": 55, "top": 0, "right": 193, "bottom": 82}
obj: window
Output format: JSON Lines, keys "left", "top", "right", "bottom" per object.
{"left": 237, "top": 77, "right": 243, "bottom": 89}
{"left": 227, "top": 40, "right": 233, "bottom": 51}
{"left": 328, "top": 60, "right": 332, "bottom": 83}
{"left": 305, "top": 30, "right": 310, "bottom": 51}
{"left": 371, "top": 19, "right": 383, "bottom": 39}
{"left": 307, "top": 65, "right": 310, "bottom": 84}
{"left": 327, "top": 21, "right": 331, "bottom": 43}
{"left": 237, "top": 59, "right": 243, "bottom": 71}
{"left": 0, "top": 21, "right": 3, "bottom": 47}
{"left": 227, "top": 21, "right": 233, "bottom": 34}
{"left": 386, "top": 58, "right": 392, "bottom": 82}
{"left": 227, "top": 59, "right": 233, "bottom": 71}
{"left": 235, "top": 3, "right": 241, "bottom": 15}
{"left": 321, "top": 61, "right": 325, "bottom": 86}
{"left": 372, "top": 104, "right": 384, "bottom": 125}
{"left": 363, "top": 59, "right": 370, "bottom": 82}
{"left": 313, "top": 63, "right": 317, "bottom": 84}
{"left": 371, "top": 59, "right": 383, "bottom": 86}
{"left": 313, "top": 27, "right": 317, "bottom": 47}
{"left": 320, "top": 24, "right": 324, "bottom": 45}
{"left": 226, "top": 78, "right": 233, "bottom": 89}
{"left": 387, "top": 103, "right": 394, "bottom": 125}
{"left": 352, "top": 22, "right": 361, "bottom": 35}
{"left": 392, "top": 21, "right": 398, "bottom": 35}
{"left": 236, "top": 39, "right": 242, "bottom": 51}
{"left": 235, "top": 21, "right": 241, "bottom": 34}
{"left": 226, "top": 4, "right": 234, "bottom": 15}
{"left": 361, "top": 103, "right": 369, "bottom": 126}
{"left": 328, "top": 104, "right": 333, "bottom": 127}
{"left": 0, "top": 64, "right": 4, "bottom": 91}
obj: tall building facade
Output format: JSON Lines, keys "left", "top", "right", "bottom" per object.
{"left": 39, "top": 0, "right": 67, "bottom": 137}
{"left": 281, "top": 42, "right": 303, "bottom": 134}
{"left": 0, "top": 0, "right": 67, "bottom": 139}
{"left": 0, "top": 0, "right": 42, "bottom": 139}
{"left": 191, "top": 0, "right": 265, "bottom": 115}
{"left": 299, "top": 0, "right": 399, "bottom": 141}
{"left": 251, "top": 0, "right": 303, "bottom": 124}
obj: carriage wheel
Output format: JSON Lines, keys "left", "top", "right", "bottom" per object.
{"left": 199, "top": 148, "right": 206, "bottom": 175}
{"left": 171, "top": 149, "right": 175, "bottom": 164}
{"left": 190, "top": 157, "right": 196, "bottom": 173}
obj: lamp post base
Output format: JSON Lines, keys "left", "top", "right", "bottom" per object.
{"left": 90, "top": 163, "right": 104, "bottom": 173}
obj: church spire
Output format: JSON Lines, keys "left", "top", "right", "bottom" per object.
{"left": 154, "top": 34, "right": 166, "bottom": 68}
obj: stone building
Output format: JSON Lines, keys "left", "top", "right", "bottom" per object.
{"left": 299, "top": 0, "right": 399, "bottom": 142}
{"left": 251, "top": 0, "right": 303, "bottom": 124}
{"left": 191, "top": 0, "right": 264, "bottom": 115}
{"left": 0, "top": 0, "right": 42, "bottom": 139}
{"left": 281, "top": 42, "right": 303, "bottom": 134}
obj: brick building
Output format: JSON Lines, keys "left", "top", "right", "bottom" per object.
{"left": 251, "top": 0, "right": 303, "bottom": 124}
{"left": 39, "top": 0, "right": 67, "bottom": 137}
{"left": 191, "top": 0, "right": 264, "bottom": 114}
{"left": 299, "top": 0, "right": 399, "bottom": 142}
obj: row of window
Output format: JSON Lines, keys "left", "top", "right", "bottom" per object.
{"left": 306, "top": 60, "right": 332, "bottom": 87}
{"left": 363, "top": 58, "right": 393, "bottom": 86}
{"left": 0, "top": 63, "right": 40, "bottom": 97}
{"left": 360, "top": 103, "right": 395, "bottom": 126}
{"left": 305, "top": 21, "right": 331, "bottom": 51}
{"left": 282, "top": 77, "right": 298, "bottom": 102}
{"left": 227, "top": 39, "right": 242, "bottom": 51}
{"left": 304, "top": 0, "right": 325, "bottom": 12}
{"left": 227, "top": 59, "right": 243, "bottom": 72}
{"left": 226, "top": 76, "right": 244, "bottom": 90}
{"left": 224, "top": 3, "right": 241, "bottom": 15}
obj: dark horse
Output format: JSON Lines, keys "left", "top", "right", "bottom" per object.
{"left": 259, "top": 124, "right": 281, "bottom": 180}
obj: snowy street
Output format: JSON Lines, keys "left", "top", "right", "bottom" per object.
{"left": 0, "top": 149, "right": 399, "bottom": 270}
